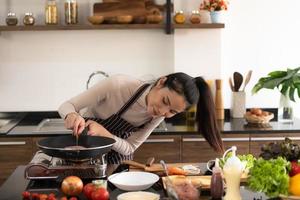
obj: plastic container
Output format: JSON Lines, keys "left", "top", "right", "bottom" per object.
{"left": 223, "top": 146, "right": 244, "bottom": 200}
{"left": 210, "top": 158, "right": 224, "bottom": 199}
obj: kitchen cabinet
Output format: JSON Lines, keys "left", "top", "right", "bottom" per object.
{"left": 133, "top": 135, "right": 181, "bottom": 163}
{"left": 181, "top": 134, "right": 250, "bottom": 162}
{"left": 250, "top": 133, "right": 300, "bottom": 157}
{"left": 0, "top": 137, "right": 33, "bottom": 185}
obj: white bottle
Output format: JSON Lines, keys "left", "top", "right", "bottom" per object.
{"left": 223, "top": 146, "right": 244, "bottom": 200}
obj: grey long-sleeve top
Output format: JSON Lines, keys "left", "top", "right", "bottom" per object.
{"left": 58, "top": 74, "right": 164, "bottom": 155}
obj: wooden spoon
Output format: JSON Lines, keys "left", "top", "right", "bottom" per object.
{"left": 233, "top": 72, "right": 243, "bottom": 92}
{"left": 229, "top": 77, "right": 234, "bottom": 91}
{"left": 242, "top": 70, "right": 253, "bottom": 91}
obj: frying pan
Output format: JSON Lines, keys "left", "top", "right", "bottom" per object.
{"left": 37, "top": 135, "right": 115, "bottom": 160}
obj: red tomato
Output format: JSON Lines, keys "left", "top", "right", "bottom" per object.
{"left": 60, "top": 197, "right": 68, "bottom": 200}
{"left": 83, "top": 183, "right": 96, "bottom": 199}
{"left": 69, "top": 197, "right": 78, "bottom": 200}
{"left": 91, "top": 188, "right": 109, "bottom": 200}
{"left": 61, "top": 176, "right": 83, "bottom": 196}
{"left": 31, "top": 193, "right": 39, "bottom": 200}
{"left": 22, "top": 191, "right": 31, "bottom": 199}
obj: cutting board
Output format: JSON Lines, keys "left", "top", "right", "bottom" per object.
{"left": 123, "top": 161, "right": 200, "bottom": 173}
{"left": 93, "top": 1, "right": 147, "bottom": 18}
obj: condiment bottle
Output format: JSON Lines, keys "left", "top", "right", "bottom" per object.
{"left": 6, "top": 12, "right": 18, "bottom": 26}
{"left": 210, "top": 158, "right": 224, "bottom": 199}
{"left": 190, "top": 10, "right": 201, "bottom": 24}
{"left": 23, "top": 13, "right": 35, "bottom": 25}
{"left": 174, "top": 11, "right": 185, "bottom": 24}
{"left": 45, "top": 0, "right": 58, "bottom": 25}
{"left": 65, "top": 0, "right": 78, "bottom": 24}
{"left": 223, "top": 146, "right": 244, "bottom": 200}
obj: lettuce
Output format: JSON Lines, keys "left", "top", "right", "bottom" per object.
{"left": 248, "top": 157, "right": 290, "bottom": 197}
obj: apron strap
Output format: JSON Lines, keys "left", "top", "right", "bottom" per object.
{"left": 116, "top": 83, "right": 150, "bottom": 116}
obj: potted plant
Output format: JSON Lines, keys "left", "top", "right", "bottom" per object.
{"left": 200, "top": 0, "right": 228, "bottom": 23}
{"left": 252, "top": 67, "right": 300, "bottom": 122}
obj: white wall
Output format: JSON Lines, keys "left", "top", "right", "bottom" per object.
{"left": 221, "top": 0, "right": 300, "bottom": 117}
{"left": 0, "top": 0, "right": 300, "bottom": 117}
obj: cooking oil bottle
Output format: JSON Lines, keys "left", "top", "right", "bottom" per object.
{"left": 45, "top": 0, "right": 58, "bottom": 25}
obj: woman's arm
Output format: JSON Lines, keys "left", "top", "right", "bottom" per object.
{"left": 111, "top": 117, "right": 164, "bottom": 155}
{"left": 58, "top": 76, "right": 116, "bottom": 119}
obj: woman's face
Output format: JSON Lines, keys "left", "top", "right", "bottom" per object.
{"left": 146, "top": 77, "right": 187, "bottom": 118}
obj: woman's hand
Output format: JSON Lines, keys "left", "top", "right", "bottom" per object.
{"left": 64, "top": 112, "right": 85, "bottom": 135}
{"left": 85, "top": 120, "right": 113, "bottom": 138}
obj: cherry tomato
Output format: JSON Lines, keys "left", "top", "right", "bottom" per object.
{"left": 60, "top": 197, "right": 68, "bottom": 200}
{"left": 31, "top": 193, "right": 39, "bottom": 200}
{"left": 69, "top": 197, "right": 78, "bottom": 200}
{"left": 22, "top": 191, "right": 31, "bottom": 199}
{"left": 91, "top": 188, "right": 109, "bottom": 200}
{"left": 83, "top": 183, "right": 96, "bottom": 199}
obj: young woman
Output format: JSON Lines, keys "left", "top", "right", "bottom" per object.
{"left": 58, "top": 72, "right": 224, "bottom": 164}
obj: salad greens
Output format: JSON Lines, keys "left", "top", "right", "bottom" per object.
{"left": 248, "top": 157, "right": 290, "bottom": 197}
{"left": 219, "top": 153, "right": 256, "bottom": 171}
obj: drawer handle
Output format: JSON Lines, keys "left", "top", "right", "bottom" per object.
{"left": 251, "top": 137, "right": 300, "bottom": 141}
{"left": 145, "top": 139, "right": 175, "bottom": 143}
{"left": 182, "top": 138, "right": 205, "bottom": 142}
{"left": 0, "top": 141, "right": 26, "bottom": 146}
{"left": 222, "top": 138, "right": 249, "bottom": 142}
{"left": 182, "top": 138, "right": 249, "bottom": 142}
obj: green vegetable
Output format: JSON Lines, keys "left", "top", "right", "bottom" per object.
{"left": 219, "top": 153, "right": 256, "bottom": 171}
{"left": 252, "top": 67, "right": 300, "bottom": 102}
{"left": 248, "top": 157, "right": 290, "bottom": 197}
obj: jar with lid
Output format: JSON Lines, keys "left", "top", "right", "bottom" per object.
{"left": 23, "top": 13, "right": 35, "bottom": 25}
{"left": 6, "top": 12, "right": 18, "bottom": 26}
{"left": 190, "top": 10, "right": 201, "bottom": 24}
{"left": 65, "top": 0, "right": 78, "bottom": 24}
{"left": 173, "top": 11, "right": 185, "bottom": 24}
{"left": 45, "top": 0, "right": 58, "bottom": 25}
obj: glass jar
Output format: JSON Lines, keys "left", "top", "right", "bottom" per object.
{"left": 45, "top": 0, "right": 58, "bottom": 25}
{"left": 173, "top": 11, "right": 185, "bottom": 24}
{"left": 65, "top": 0, "right": 78, "bottom": 24}
{"left": 23, "top": 13, "right": 35, "bottom": 25}
{"left": 190, "top": 10, "right": 201, "bottom": 24}
{"left": 6, "top": 12, "right": 18, "bottom": 26}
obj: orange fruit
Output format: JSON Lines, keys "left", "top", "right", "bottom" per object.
{"left": 289, "top": 174, "right": 300, "bottom": 196}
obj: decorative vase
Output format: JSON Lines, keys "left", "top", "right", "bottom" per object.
{"left": 210, "top": 11, "right": 223, "bottom": 23}
{"left": 199, "top": 10, "right": 211, "bottom": 23}
{"left": 278, "top": 93, "right": 294, "bottom": 123}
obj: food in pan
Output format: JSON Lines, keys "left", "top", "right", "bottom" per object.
{"left": 64, "top": 145, "right": 86, "bottom": 150}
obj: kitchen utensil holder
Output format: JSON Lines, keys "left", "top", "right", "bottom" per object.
{"left": 230, "top": 91, "right": 246, "bottom": 118}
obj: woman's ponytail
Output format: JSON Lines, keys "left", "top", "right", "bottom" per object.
{"left": 194, "top": 77, "right": 224, "bottom": 153}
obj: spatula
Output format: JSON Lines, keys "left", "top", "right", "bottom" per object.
{"left": 242, "top": 70, "right": 253, "bottom": 91}
{"left": 233, "top": 72, "right": 243, "bottom": 92}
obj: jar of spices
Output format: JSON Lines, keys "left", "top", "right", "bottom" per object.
{"left": 23, "top": 13, "right": 35, "bottom": 25}
{"left": 6, "top": 12, "right": 18, "bottom": 26}
{"left": 173, "top": 11, "right": 185, "bottom": 24}
{"left": 190, "top": 10, "right": 201, "bottom": 24}
{"left": 65, "top": 0, "right": 78, "bottom": 24}
{"left": 45, "top": 0, "right": 58, "bottom": 25}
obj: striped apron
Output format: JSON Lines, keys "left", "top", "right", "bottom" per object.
{"left": 86, "top": 83, "right": 150, "bottom": 164}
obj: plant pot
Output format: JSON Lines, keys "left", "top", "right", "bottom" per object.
{"left": 278, "top": 94, "right": 294, "bottom": 123}
{"left": 210, "top": 11, "right": 224, "bottom": 23}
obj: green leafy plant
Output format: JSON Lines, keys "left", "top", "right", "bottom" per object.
{"left": 252, "top": 67, "right": 300, "bottom": 102}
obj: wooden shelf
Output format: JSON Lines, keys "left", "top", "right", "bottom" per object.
{"left": 0, "top": 23, "right": 224, "bottom": 32}
{"left": 174, "top": 23, "right": 225, "bottom": 29}
{"left": 0, "top": 24, "right": 165, "bottom": 31}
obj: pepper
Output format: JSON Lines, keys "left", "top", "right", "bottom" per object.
{"left": 289, "top": 161, "right": 300, "bottom": 177}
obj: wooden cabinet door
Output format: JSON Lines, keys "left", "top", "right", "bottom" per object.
{"left": 133, "top": 135, "right": 181, "bottom": 163}
{"left": 250, "top": 133, "right": 300, "bottom": 158}
{"left": 0, "top": 137, "right": 33, "bottom": 185}
{"left": 182, "top": 134, "right": 250, "bottom": 163}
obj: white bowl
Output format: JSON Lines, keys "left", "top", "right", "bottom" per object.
{"left": 108, "top": 171, "right": 159, "bottom": 191}
{"left": 117, "top": 191, "right": 160, "bottom": 200}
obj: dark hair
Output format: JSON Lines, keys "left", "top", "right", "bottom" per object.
{"left": 164, "top": 72, "right": 224, "bottom": 153}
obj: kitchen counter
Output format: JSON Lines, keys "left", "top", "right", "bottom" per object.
{"left": 0, "top": 165, "right": 272, "bottom": 200}
{"left": 1, "top": 112, "right": 300, "bottom": 136}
